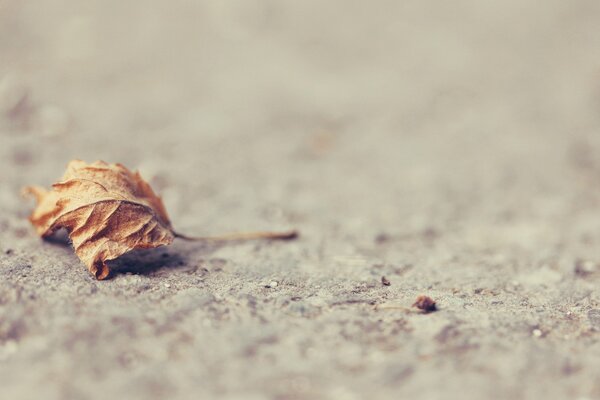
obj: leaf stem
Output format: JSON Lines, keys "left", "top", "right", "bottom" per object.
{"left": 174, "top": 229, "right": 298, "bottom": 242}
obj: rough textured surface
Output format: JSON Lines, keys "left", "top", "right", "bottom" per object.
{"left": 1, "top": 2, "right": 600, "bottom": 399}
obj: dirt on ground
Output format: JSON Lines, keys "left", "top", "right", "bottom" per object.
{"left": 1, "top": 1, "right": 600, "bottom": 399}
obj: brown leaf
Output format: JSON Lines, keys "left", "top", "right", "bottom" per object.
{"left": 23, "top": 160, "right": 175, "bottom": 279}
{"left": 24, "top": 160, "right": 298, "bottom": 280}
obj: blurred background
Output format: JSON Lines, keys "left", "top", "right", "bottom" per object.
{"left": 2, "top": 1, "right": 600, "bottom": 230}
{"left": 1, "top": 1, "right": 600, "bottom": 399}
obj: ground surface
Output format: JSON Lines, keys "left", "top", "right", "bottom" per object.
{"left": 1, "top": 1, "right": 600, "bottom": 399}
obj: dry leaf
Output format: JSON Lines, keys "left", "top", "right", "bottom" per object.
{"left": 24, "top": 160, "right": 296, "bottom": 280}
{"left": 24, "top": 160, "right": 175, "bottom": 279}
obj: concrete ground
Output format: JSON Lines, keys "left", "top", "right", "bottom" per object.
{"left": 1, "top": 1, "right": 600, "bottom": 399}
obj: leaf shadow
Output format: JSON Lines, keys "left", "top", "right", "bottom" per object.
{"left": 42, "top": 228, "right": 226, "bottom": 278}
{"left": 43, "top": 228, "right": 71, "bottom": 245}
{"left": 108, "top": 241, "right": 224, "bottom": 278}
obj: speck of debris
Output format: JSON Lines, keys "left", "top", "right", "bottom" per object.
{"left": 574, "top": 259, "right": 598, "bottom": 277}
{"left": 375, "top": 233, "right": 391, "bottom": 244}
{"left": 381, "top": 276, "right": 391, "bottom": 286}
{"left": 164, "top": 283, "right": 171, "bottom": 288}
{"left": 532, "top": 329, "right": 543, "bottom": 338}
{"left": 266, "top": 281, "right": 278, "bottom": 288}
{"left": 13, "top": 228, "right": 28, "bottom": 238}
{"left": 5, "top": 249, "right": 13, "bottom": 255}
{"left": 412, "top": 295, "right": 437, "bottom": 313}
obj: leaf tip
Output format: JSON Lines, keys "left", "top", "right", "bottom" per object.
{"left": 92, "top": 261, "right": 111, "bottom": 280}
{"left": 279, "top": 230, "right": 299, "bottom": 240}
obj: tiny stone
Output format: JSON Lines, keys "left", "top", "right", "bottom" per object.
{"left": 266, "top": 281, "right": 278, "bottom": 288}
{"left": 375, "top": 233, "right": 391, "bottom": 244}
{"left": 532, "top": 329, "right": 543, "bottom": 337}
{"left": 574, "top": 259, "right": 598, "bottom": 277}
{"left": 381, "top": 276, "right": 391, "bottom": 286}
{"left": 412, "top": 295, "right": 437, "bottom": 313}
{"left": 5, "top": 249, "right": 13, "bottom": 255}
{"left": 164, "top": 283, "right": 171, "bottom": 288}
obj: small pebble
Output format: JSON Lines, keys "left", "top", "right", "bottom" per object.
{"left": 164, "top": 283, "right": 171, "bottom": 289}
{"left": 412, "top": 295, "right": 437, "bottom": 313}
{"left": 532, "top": 329, "right": 543, "bottom": 338}
{"left": 381, "top": 276, "right": 391, "bottom": 286}
{"left": 266, "top": 281, "right": 278, "bottom": 288}
{"left": 574, "top": 259, "right": 598, "bottom": 277}
{"left": 375, "top": 233, "right": 390, "bottom": 244}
